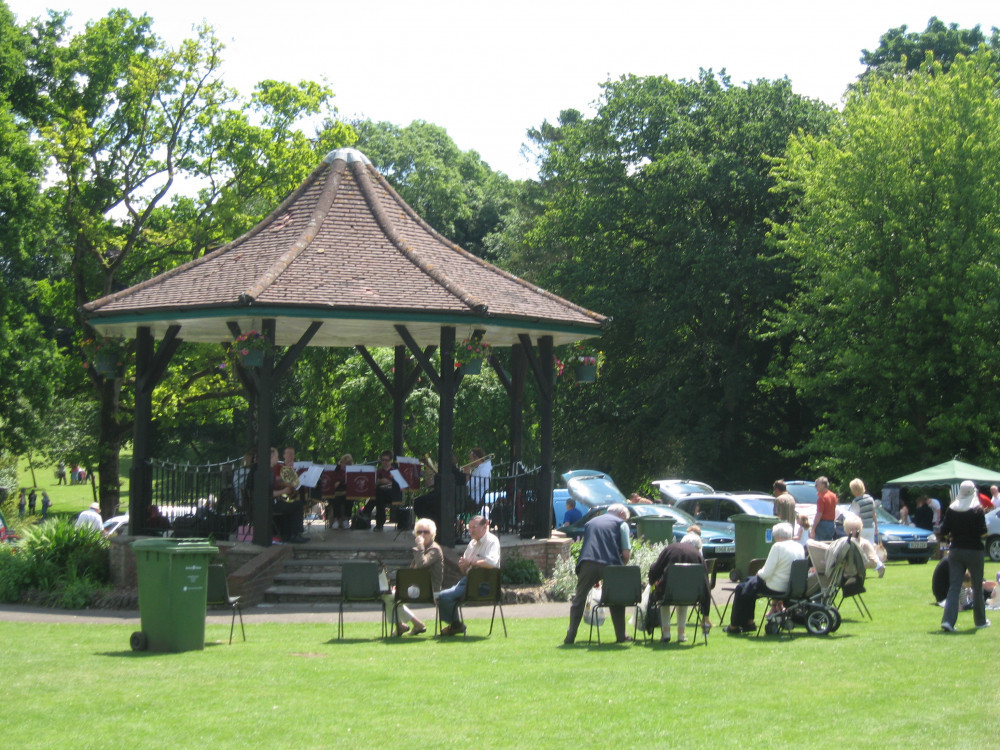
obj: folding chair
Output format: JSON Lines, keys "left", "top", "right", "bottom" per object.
{"left": 206, "top": 564, "right": 245, "bottom": 644}
{"left": 837, "top": 571, "right": 872, "bottom": 621}
{"left": 659, "top": 562, "right": 711, "bottom": 645}
{"left": 392, "top": 567, "right": 439, "bottom": 636}
{"left": 338, "top": 561, "right": 388, "bottom": 639}
{"left": 589, "top": 565, "right": 643, "bottom": 644}
{"left": 720, "top": 557, "right": 766, "bottom": 624}
{"left": 688, "top": 558, "right": 722, "bottom": 623}
{"left": 454, "top": 566, "right": 507, "bottom": 637}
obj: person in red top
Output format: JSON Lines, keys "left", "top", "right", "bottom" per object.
{"left": 812, "top": 476, "right": 838, "bottom": 541}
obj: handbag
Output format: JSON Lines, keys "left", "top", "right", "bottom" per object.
{"left": 582, "top": 585, "right": 606, "bottom": 626}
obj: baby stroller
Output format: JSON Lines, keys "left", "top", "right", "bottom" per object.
{"left": 759, "top": 558, "right": 840, "bottom": 636}
{"left": 803, "top": 536, "right": 870, "bottom": 630}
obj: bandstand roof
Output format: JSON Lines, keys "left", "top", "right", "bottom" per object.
{"left": 84, "top": 148, "right": 607, "bottom": 348}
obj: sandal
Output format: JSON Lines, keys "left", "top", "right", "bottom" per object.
{"left": 409, "top": 624, "right": 427, "bottom": 636}
{"left": 395, "top": 623, "right": 410, "bottom": 637}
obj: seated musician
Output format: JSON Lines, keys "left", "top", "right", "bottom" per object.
{"left": 327, "top": 454, "right": 353, "bottom": 530}
{"left": 361, "top": 450, "right": 395, "bottom": 532}
{"left": 272, "top": 446, "right": 308, "bottom": 544}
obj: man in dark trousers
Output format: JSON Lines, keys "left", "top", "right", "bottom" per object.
{"left": 564, "top": 503, "right": 632, "bottom": 644}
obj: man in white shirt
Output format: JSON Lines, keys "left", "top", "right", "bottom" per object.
{"left": 75, "top": 502, "right": 103, "bottom": 532}
{"left": 726, "top": 522, "right": 805, "bottom": 633}
{"left": 439, "top": 515, "right": 501, "bottom": 636}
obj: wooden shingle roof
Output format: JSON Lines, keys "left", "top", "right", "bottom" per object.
{"left": 85, "top": 148, "right": 606, "bottom": 348}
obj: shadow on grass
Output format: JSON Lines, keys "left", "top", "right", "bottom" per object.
{"left": 98, "top": 641, "right": 228, "bottom": 658}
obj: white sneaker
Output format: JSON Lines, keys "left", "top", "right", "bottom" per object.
{"left": 976, "top": 619, "right": 991, "bottom": 629}
{"left": 941, "top": 622, "right": 957, "bottom": 632}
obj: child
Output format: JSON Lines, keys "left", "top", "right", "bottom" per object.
{"left": 794, "top": 514, "right": 811, "bottom": 547}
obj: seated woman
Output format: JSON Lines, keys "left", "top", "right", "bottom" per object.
{"left": 648, "top": 528, "right": 713, "bottom": 643}
{"left": 383, "top": 518, "right": 444, "bottom": 636}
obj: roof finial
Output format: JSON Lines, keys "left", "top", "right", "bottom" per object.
{"left": 323, "top": 147, "right": 372, "bottom": 166}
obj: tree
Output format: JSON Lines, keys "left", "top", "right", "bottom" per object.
{"left": 351, "top": 119, "right": 518, "bottom": 260}
{"left": 12, "top": 8, "right": 354, "bottom": 514}
{"left": 857, "top": 17, "right": 998, "bottom": 86}
{"left": 509, "top": 72, "right": 833, "bottom": 490}
{"left": 768, "top": 49, "right": 1000, "bottom": 487}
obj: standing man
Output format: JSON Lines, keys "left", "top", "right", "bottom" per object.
{"left": 56, "top": 460, "right": 66, "bottom": 485}
{"left": 812, "top": 476, "right": 838, "bottom": 541}
{"left": 564, "top": 503, "right": 632, "bottom": 644}
{"left": 772, "top": 480, "right": 796, "bottom": 524}
{"left": 438, "top": 515, "right": 501, "bottom": 636}
{"left": 75, "top": 502, "right": 103, "bottom": 532}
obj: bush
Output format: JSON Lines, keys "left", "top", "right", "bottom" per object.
{"left": 545, "top": 538, "right": 669, "bottom": 602}
{"left": 1, "top": 518, "right": 111, "bottom": 607}
{"left": 501, "top": 551, "right": 543, "bottom": 585}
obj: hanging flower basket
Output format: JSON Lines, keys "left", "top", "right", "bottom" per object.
{"left": 566, "top": 341, "right": 601, "bottom": 384}
{"left": 456, "top": 337, "right": 491, "bottom": 375}
{"left": 95, "top": 351, "right": 124, "bottom": 378}
{"left": 228, "top": 330, "right": 272, "bottom": 369}
{"left": 81, "top": 336, "right": 129, "bottom": 378}
{"left": 574, "top": 363, "right": 597, "bottom": 383}
{"left": 461, "top": 358, "right": 483, "bottom": 376}
{"left": 240, "top": 349, "right": 264, "bottom": 368}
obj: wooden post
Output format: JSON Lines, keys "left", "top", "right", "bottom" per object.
{"left": 438, "top": 326, "right": 456, "bottom": 548}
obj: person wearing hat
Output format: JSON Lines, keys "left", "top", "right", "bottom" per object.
{"left": 939, "top": 480, "right": 989, "bottom": 632}
{"left": 75, "top": 502, "right": 104, "bottom": 532}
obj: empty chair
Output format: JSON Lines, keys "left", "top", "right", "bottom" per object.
{"left": 453, "top": 566, "right": 507, "bottom": 637}
{"left": 392, "top": 567, "right": 439, "bottom": 636}
{"left": 837, "top": 570, "right": 872, "bottom": 620}
{"left": 206, "top": 564, "right": 245, "bottom": 644}
{"left": 658, "top": 563, "right": 711, "bottom": 645}
{"left": 338, "top": 561, "right": 388, "bottom": 639}
{"left": 589, "top": 565, "right": 643, "bottom": 644}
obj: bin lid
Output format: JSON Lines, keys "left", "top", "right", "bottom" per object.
{"left": 131, "top": 538, "right": 179, "bottom": 551}
{"left": 131, "top": 537, "right": 217, "bottom": 553}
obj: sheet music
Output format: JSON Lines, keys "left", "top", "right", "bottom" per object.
{"left": 297, "top": 464, "right": 323, "bottom": 488}
{"left": 390, "top": 468, "right": 409, "bottom": 489}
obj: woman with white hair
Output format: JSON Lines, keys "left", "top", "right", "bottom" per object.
{"left": 384, "top": 518, "right": 443, "bottom": 636}
{"left": 939, "top": 481, "right": 989, "bottom": 632}
{"left": 647, "top": 526, "right": 712, "bottom": 643}
{"left": 726, "top": 522, "right": 805, "bottom": 634}
{"left": 848, "top": 478, "right": 880, "bottom": 544}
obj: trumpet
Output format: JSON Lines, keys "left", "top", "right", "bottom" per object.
{"left": 460, "top": 453, "right": 494, "bottom": 471}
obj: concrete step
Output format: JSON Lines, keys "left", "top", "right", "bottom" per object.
{"left": 263, "top": 584, "right": 344, "bottom": 603}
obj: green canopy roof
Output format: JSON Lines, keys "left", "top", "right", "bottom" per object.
{"left": 885, "top": 459, "right": 1000, "bottom": 498}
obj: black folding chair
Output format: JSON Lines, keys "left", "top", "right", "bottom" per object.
{"left": 392, "top": 567, "right": 438, "bottom": 636}
{"left": 338, "top": 561, "right": 387, "bottom": 639}
{"left": 589, "top": 565, "right": 642, "bottom": 644}
{"left": 454, "top": 566, "right": 507, "bottom": 637}
{"left": 206, "top": 564, "right": 245, "bottom": 644}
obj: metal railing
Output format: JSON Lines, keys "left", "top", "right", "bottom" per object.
{"left": 143, "top": 457, "right": 246, "bottom": 539}
{"left": 464, "top": 461, "right": 543, "bottom": 536}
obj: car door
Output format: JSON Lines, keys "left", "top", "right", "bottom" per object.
{"left": 680, "top": 497, "right": 717, "bottom": 522}
{"left": 717, "top": 499, "right": 746, "bottom": 523}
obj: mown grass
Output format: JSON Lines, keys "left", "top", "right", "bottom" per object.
{"left": 1, "top": 559, "right": 997, "bottom": 749}
{"left": 11, "top": 453, "right": 131, "bottom": 521}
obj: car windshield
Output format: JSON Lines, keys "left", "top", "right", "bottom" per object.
{"left": 659, "top": 505, "right": 697, "bottom": 524}
{"left": 875, "top": 506, "right": 903, "bottom": 524}
{"left": 630, "top": 505, "right": 667, "bottom": 517}
{"left": 743, "top": 499, "right": 777, "bottom": 515}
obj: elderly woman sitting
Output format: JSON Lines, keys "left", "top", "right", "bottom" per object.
{"left": 647, "top": 528, "right": 713, "bottom": 643}
{"left": 725, "top": 522, "right": 805, "bottom": 634}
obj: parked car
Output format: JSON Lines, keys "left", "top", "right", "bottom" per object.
{"left": 983, "top": 508, "right": 1000, "bottom": 561}
{"left": 782, "top": 480, "right": 817, "bottom": 505}
{"left": 651, "top": 478, "right": 714, "bottom": 505}
{"left": 651, "top": 504, "right": 736, "bottom": 566}
{"left": 102, "top": 514, "right": 130, "bottom": 537}
{"left": 675, "top": 492, "right": 777, "bottom": 531}
{"left": 865, "top": 506, "right": 937, "bottom": 564}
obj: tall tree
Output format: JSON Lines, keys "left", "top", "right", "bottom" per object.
{"left": 13, "top": 8, "right": 354, "bottom": 513}
{"left": 510, "top": 72, "right": 833, "bottom": 490}
{"left": 769, "top": 49, "right": 1000, "bottom": 487}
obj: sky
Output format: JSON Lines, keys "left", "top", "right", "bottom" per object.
{"left": 7, "top": 0, "right": 1000, "bottom": 179}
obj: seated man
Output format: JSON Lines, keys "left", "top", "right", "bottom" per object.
{"left": 726, "top": 522, "right": 805, "bottom": 634}
{"left": 438, "top": 515, "right": 501, "bottom": 636}
{"left": 562, "top": 498, "right": 583, "bottom": 527}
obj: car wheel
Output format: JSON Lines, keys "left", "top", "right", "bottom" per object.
{"left": 987, "top": 536, "right": 1000, "bottom": 563}
{"left": 805, "top": 606, "right": 832, "bottom": 636}
{"left": 130, "top": 631, "right": 148, "bottom": 651}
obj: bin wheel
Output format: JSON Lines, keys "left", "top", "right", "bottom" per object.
{"left": 805, "top": 607, "right": 832, "bottom": 636}
{"left": 130, "top": 631, "right": 148, "bottom": 651}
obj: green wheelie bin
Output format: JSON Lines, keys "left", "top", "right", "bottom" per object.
{"left": 131, "top": 538, "right": 218, "bottom": 652}
{"left": 730, "top": 514, "right": 779, "bottom": 581}
{"left": 634, "top": 516, "right": 676, "bottom": 545}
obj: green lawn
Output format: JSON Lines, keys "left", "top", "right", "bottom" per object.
{"left": 11, "top": 453, "right": 131, "bottom": 520}
{"left": 1, "top": 559, "right": 997, "bottom": 749}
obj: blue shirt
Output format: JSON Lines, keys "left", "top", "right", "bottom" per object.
{"left": 563, "top": 507, "right": 583, "bottom": 526}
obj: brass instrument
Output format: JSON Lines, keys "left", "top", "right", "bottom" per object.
{"left": 460, "top": 453, "right": 494, "bottom": 472}
{"left": 280, "top": 464, "right": 301, "bottom": 501}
